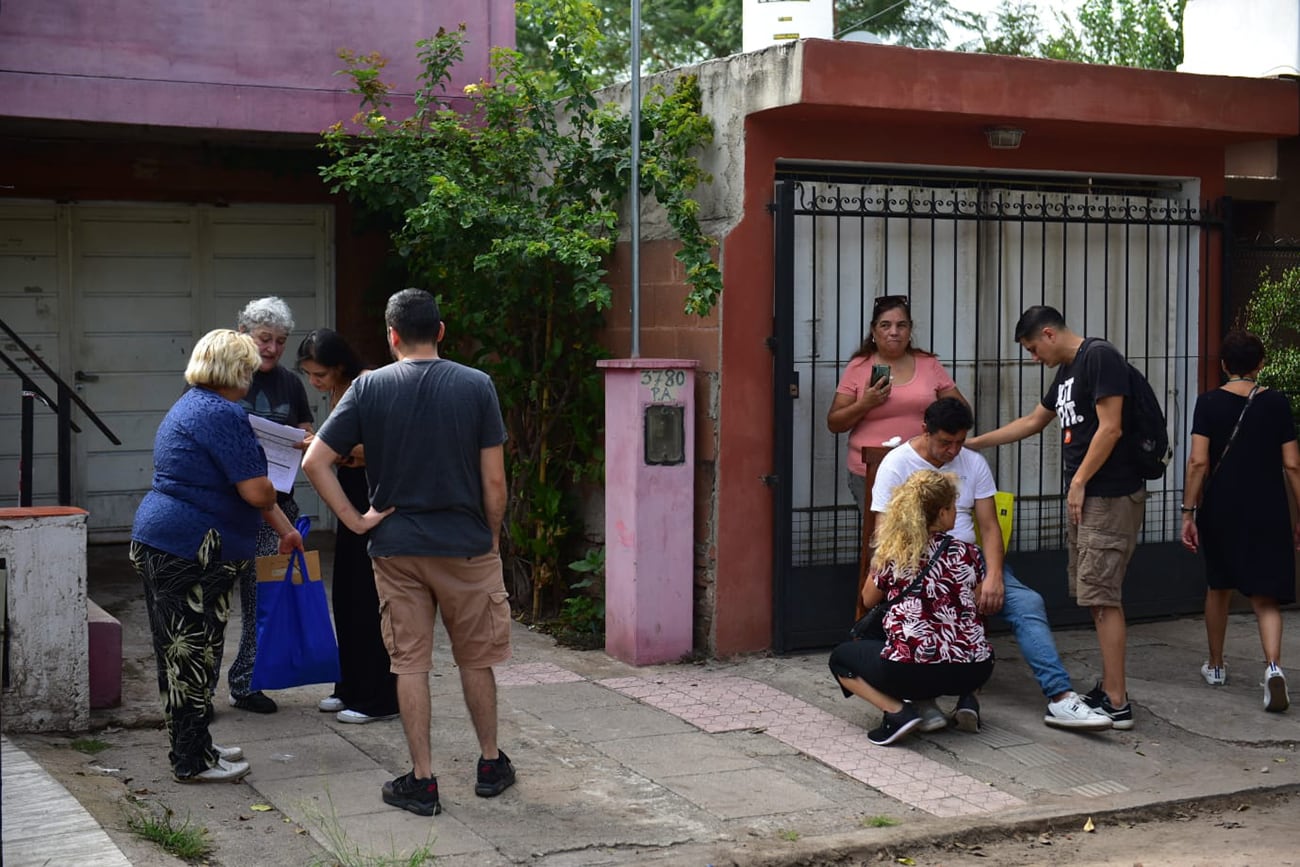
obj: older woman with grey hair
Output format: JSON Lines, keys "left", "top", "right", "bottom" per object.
{"left": 223, "top": 296, "right": 315, "bottom": 713}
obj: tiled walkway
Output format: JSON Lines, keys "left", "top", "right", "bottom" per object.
{"left": 495, "top": 662, "right": 1024, "bottom": 818}
{"left": 1, "top": 736, "right": 132, "bottom": 867}
{"left": 596, "top": 671, "right": 1024, "bottom": 818}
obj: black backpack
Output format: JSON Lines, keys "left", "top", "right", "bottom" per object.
{"left": 1085, "top": 339, "right": 1172, "bottom": 480}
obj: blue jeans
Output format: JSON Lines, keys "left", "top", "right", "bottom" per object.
{"left": 1000, "top": 564, "right": 1073, "bottom": 699}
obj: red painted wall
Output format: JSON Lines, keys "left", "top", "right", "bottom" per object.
{"left": 709, "top": 43, "right": 1297, "bottom": 655}
{"left": 0, "top": 0, "right": 514, "bottom": 134}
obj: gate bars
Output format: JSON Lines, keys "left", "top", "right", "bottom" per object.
{"left": 772, "top": 175, "right": 1223, "bottom": 650}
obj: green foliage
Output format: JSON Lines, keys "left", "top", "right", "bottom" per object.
{"left": 556, "top": 547, "right": 605, "bottom": 646}
{"left": 306, "top": 788, "right": 436, "bottom": 866}
{"left": 1246, "top": 267, "right": 1300, "bottom": 419}
{"left": 320, "top": 3, "right": 719, "bottom": 619}
{"left": 70, "top": 737, "right": 110, "bottom": 755}
{"left": 125, "top": 803, "right": 213, "bottom": 862}
{"left": 516, "top": 1, "right": 980, "bottom": 85}
{"left": 777, "top": 829, "right": 801, "bottom": 842}
{"left": 862, "top": 814, "right": 901, "bottom": 828}
{"left": 978, "top": 0, "right": 1184, "bottom": 70}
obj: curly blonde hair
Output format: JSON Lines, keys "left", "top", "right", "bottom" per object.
{"left": 870, "top": 469, "right": 958, "bottom": 575}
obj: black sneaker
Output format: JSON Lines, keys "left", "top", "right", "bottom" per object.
{"left": 953, "top": 693, "right": 981, "bottom": 733}
{"left": 229, "top": 691, "right": 277, "bottom": 714}
{"left": 1082, "top": 681, "right": 1133, "bottom": 730}
{"left": 867, "top": 704, "right": 922, "bottom": 746}
{"left": 382, "top": 771, "right": 442, "bottom": 816}
{"left": 476, "top": 750, "right": 516, "bottom": 797}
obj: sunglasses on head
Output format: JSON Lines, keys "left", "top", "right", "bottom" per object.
{"left": 872, "top": 294, "right": 911, "bottom": 314}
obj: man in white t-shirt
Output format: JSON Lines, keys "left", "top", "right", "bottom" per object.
{"left": 871, "top": 397, "right": 1112, "bottom": 731}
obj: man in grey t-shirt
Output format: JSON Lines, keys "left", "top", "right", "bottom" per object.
{"left": 303, "top": 288, "right": 513, "bottom": 817}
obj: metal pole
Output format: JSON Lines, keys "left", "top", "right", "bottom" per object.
{"left": 630, "top": 0, "right": 642, "bottom": 358}
{"left": 19, "top": 376, "right": 34, "bottom": 508}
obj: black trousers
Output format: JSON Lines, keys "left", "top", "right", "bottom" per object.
{"left": 131, "top": 535, "right": 246, "bottom": 778}
{"left": 829, "top": 639, "right": 994, "bottom": 700}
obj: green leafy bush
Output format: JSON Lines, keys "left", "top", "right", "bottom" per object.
{"left": 1245, "top": 266, "right": 1300, "bottom": 420}
{"left": 320, "top": 2, "right": 720, "bottom": 619}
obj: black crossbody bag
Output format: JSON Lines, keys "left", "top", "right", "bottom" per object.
{"left": 849, "top": 536, "right": 953, "bottom": 642}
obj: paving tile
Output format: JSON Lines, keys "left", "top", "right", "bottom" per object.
{"left": 545, "top": 704, "right": 696, "bottom": 742}
{"left": 658, "top": 767, "right": 832, "bottom": 819}
{"left": 593, "top": 731, "right": 764, "bottom": 778}
{"left": 503, "top": 681, "right": 636, "bottom": 715}
{"left": 329, "top": 807, "right": 493, "bottom": 858}
{"left": 496, "top": 662, "right": 586, "bottom": 687}
{"left": 253, "top": 767, "right": 395, "bottom": 821}
{"left": 242, "top": 732, "right": 381, "bottom": 782}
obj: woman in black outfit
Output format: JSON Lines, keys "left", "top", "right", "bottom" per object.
{"left": 1181, "top": 330, "right": 1300, "bottom": 713}
{"left": 298, "top": 328, "right": 399, "bottom": 724}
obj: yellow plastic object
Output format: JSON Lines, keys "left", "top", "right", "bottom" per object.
{"left": 974, "top": 491, "right": 1015, "bottom": 552}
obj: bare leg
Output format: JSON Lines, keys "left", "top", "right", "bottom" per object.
{"left": 836, "top": 675, "right": 905, "bottom": 714}
{"left": 1094, "top": 604, "right": 1127, "bottom": 705}
{"left": 1250, "top": 596, "right": 1283, "bottom": 665}
{"left": 1204, "top": 588, "right": 1232, "bottom": 667}
{"left": 460, "top": 667, "right": 499, "bottom": 760}
{"left": 396, "top": 672, "right": 432, "bottom": 778}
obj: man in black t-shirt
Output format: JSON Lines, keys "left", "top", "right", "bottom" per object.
{"left": 968, "top": 306, "right": 1146, "bottom": 730}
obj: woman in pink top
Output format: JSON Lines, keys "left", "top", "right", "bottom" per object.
{"left": 828, "top": 295, "right": 966, "bottom": 618}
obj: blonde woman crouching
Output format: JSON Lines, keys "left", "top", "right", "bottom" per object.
{"left": 828, "top": 470, "right": 994, "bottom": 746}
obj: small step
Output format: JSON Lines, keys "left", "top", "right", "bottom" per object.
{"left": 87, "top": 599, "right": 121, "bottom": 710}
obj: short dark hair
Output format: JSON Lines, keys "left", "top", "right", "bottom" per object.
{"left": 1014, "top": 305, "right": 1067, "bottom": 342}
{"left": 923, "top": 396, "right": 974, "bottom": 435}
{"left": 1220, "top": 329, "right": 1265, "bottom": 376}
{"left": 385, "top": 288, "right": 442, "bottom": 345}
{"left": 297, "top": 328, "right": 363, "bottom": 380}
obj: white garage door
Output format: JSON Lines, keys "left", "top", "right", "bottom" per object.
{"left": 0, "top": 202, "right": 335, "bottom": 540}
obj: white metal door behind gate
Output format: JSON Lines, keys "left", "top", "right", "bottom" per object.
{"left": 0, "top": 202, "right": 334, "bottom": 539}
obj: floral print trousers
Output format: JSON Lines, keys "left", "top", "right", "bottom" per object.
{"left": 130, "top": 532, "right": 247, "bottom": 778}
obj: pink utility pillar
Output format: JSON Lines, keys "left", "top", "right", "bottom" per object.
{"left": 598, "top": 358, "right": 697, "bottom": 665}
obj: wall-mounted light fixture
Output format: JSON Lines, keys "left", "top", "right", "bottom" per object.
{"left": 984, "top": 126, "right": 1025, "bottom": 150}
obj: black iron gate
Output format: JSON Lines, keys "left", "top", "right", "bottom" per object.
{"left": 772, "top": 171, "right": 1222, "bottom": 653}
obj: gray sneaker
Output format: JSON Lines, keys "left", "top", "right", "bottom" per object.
{"left": 914, "top": 699, "right": 948, "bottom": 733}
{"left": 1044, "top": 691, "right": 1113, "bottom": 730}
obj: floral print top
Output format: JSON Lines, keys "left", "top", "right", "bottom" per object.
{"left": 877, "top": 532, "right": 992, "bottom": 664}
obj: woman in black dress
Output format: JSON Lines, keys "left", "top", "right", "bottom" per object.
{"left": 1181, "top": 330, "right": 1300, "bottom": 713}
{"left": 298, "top": 329, "right": 399, "bottom": 724}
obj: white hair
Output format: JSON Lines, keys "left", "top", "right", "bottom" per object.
{"left": 236, "top": 296, "right": 295, "bottom": 333}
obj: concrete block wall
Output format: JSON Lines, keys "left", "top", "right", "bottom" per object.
{"left": 0, "top": 507, "right": 90, "bottom": 732}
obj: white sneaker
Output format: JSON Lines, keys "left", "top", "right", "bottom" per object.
{"left": 913, "top": 699, "right": 948, "bottom": 733}
{"left": 176, "top": 758, "right": 250, "bottom": 784}
{"left": 318, "top": 696, "right": 345, "bottom": 712}
{"left": 213, "top": 744, "right": 243, "bottom": 762}
{"left": 1044, "top": 691, "right": 1113, "bottom": 730}
{"left": 1264, "top": 664, "right": 1289, "bottom": 713}
{"left": 1200, "top": 662, "right": 1227, "bottom": 685}
{"left": 336, "top": 709, "right": 400, "bottom": 725}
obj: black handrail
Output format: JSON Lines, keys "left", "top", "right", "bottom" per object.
{"left": 1, "top": 318, "right": 120, "bottom": 507}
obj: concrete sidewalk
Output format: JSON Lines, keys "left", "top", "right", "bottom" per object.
{"left": 4, "top": 542, "right": 1299, "bottom": 866}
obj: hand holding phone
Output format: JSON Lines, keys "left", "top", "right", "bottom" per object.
{"left": 870, "top": 363, "right": 891, "bottom": 387}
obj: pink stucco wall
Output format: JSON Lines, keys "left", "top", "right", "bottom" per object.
{"left": 0, "top": 0, "right": 514, "bottom": 133}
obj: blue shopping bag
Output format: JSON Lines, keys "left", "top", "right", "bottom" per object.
{"left": 250, "top": 517, "right": 340, "bottom": 690}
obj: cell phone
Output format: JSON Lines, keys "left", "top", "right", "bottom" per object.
{"left": 870, "top": 364, "right": 891, "bottom": 387}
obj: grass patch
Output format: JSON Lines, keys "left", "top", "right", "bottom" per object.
{"left": 777, "top": 829, "right": 801, "bottom": 842}
{"left": 125, "top": 803, "right": 212, "bottom": 862}
{"left": 305, "top": 789, "right": 436, "bottom": 867}
{"left": 863, "top": 814, "right": 900, "bottom": 828}
{"left": 70, "top": 737, "right": 110, "bottom": 755}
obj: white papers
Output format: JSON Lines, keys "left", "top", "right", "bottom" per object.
{"left": 247, "top": 414, "right": 307, "bottom": 493}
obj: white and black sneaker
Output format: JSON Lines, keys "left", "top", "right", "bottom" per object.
{"left": 1083, "top": 682, "right": 1134, "bottom": 730}
{"left": 176, "top": 758, "right": 250, "bottom": 784}
{"left": 1044, "top": 691, "right": 1112, "bottom": 730}
{"left": 1200, "top": 662, "right": 1227, "bottom": 686}
{"left": 1264, "top": 663, "right": 1289, "bottom": 713}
